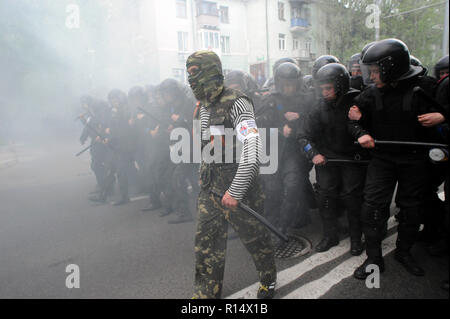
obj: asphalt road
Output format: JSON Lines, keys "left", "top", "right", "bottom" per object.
{"left": 0, "top": 139, "right": 448, "bottom": 299}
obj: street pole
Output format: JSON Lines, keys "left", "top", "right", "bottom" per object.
{"left": 444, "top": 0, "right": 449, "bottom": 55}
{"left": 265, "top": 0, "right": 271, "bottom": 78}
{"left": 375, "top": 0, "right": 381, "bottom": 41}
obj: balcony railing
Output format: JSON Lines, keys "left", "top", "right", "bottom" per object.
{"left": 291, "top": 18, "right": 310, "bottom": 28}
{"left": 290, "top": 17, "right": 311, "bottom": 34}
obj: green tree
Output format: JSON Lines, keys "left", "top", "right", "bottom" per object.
{"left": 321, "top": 0, "right": 446, "bottom": 71}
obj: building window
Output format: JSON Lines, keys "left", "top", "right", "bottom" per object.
{"left": 176, "top": 0, "right": 187, "bottom": 18}
{"left": 279, "top": 33, "right": 286, "bottom": 50}
{"left": 219, "top": 6, "right": 229, "bottom": 24}
{"left": 293, "top": 38, "right": 299, "bottom": 50}
{"left": 197, "top": 1, "right": 218, "bottom": 16}
{"left": 198, "top": 30, "right": 220, "bottom": 50}
{"left": 221, "top": 36, "right": 230, "bottom": 54}
{"left": 278, "top": 2, "right": 285, "bottom": 21}
{"left": 177, "top": 31, "right": 189, "bottom": 52}
{"left": 305, "top": 38, "right": 312, "bottom": 52}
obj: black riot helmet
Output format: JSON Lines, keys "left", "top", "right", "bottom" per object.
{"left": 273, "top": 57, "right": 297, "bottom": 74}
{"left": 410, "top": 55, "right": 422, "bottom": 67}
{"left": 128, "top": 86, "right": 146, "bottom": 107}
{"left": 107, "top": 89, "right": 128, "bottom": 118}
{"left": 360, "top": 42, "right": 377, "bottom": 84}
{"left": 159, "top": 78, "right": 183, "bottom": 105}
{"left": 274, "top": 62, "right": 302, "bottom": 96}
{"left": 159, "top": 78, "right": 181, "bottom": 93}
{"left": 361, "top": 38, "right": 423, "bottom": 84}
{"left": 302, "top": 74, "right": 314, "bottom": 90}
{"left": 224, "top": 70, "right": 258, "bottom": 95}
{"left": 315, "top": 63, "right": 350, "bottom": 98}
{"left": 348, "top": 53, "right": 362, "bottom": 76}
{"left": 312, "top": 55, "right": 340, "bottom": 80}
{"left": 107, "top": 89, "right": 127, "bottom": 108}
{"left": 434, "top": 55, "right": 449, "bottom": 80}
{"left": 361, "top": 42, "right": 377, "bottom": 59}
{"left": 410, "top": 55, "right": 428, "bottom": 76}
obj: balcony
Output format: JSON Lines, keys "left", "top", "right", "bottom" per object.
{"left": 290, "top": 18, "right": 311, "bottom": 34}
{"left": 196, "top": 1, "right": 220, "bottom": 29}
{"left": 292, "top": 49, "right": 312, "bottom": 61}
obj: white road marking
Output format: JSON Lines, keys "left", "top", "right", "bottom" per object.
{"left": 109, "top": 195, "right": 148, "bottom": 205}
{"left": 283, "top": 233, "right": 397, "bottom": 299}
{"left": 226, "top": 216, "right": 398, "bottom": 299}
{"left": 130, "top": 195, "right": 149, "bottom": 202}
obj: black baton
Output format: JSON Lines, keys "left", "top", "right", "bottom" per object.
{"left": 354, "top": 140, "right": 448, "bottom": 148}
{"left": 326, "top": 158, "right": 370, "bottom": 164}
{"left": 210, "top": 189, "right": 289, "bottom": 242}
{"left": 76, "top": 143, "right": 94, "bottom": 157}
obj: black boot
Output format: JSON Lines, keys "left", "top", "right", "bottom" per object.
{"left": 113, "top": 197, "right": 130, "bottom": 206}
{"left": 353, "top": 257, "right": 385, "bottom": 280}
{"left": 315, "top": 236, "right": 339, "bottom": 252}
{"left": 89, "top": 192, "right": 107, "bottom": 204}
{"left": 159, "top": 209, "right": 172, "bottom": 217}
{"left": 316, "top": 197, "right": 339, "bottom": 252}
{"left": 394, "top": 250, "right": 425, "bottom": 276}
{"left": 141, "top": 200, "right": 162, "bottom": 212}
{"left": 350, "top": 239, "right": 364, "bottom": 256}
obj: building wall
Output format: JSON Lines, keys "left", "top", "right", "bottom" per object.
{"left": 138, "top": 0, "right": 332, "bottom": 84}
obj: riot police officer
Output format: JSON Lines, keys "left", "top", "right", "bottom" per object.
{"left": 128, "top": 86, "right": 149, "bottom": 194}
{"left": 262, "top": 57, "right": 297, "bottom": 91}
{"left": 158, "top": 78, "right": 197, "bottom": 224}
{"left": 312, "top": 55, "right": 340, "bottom": 81}
{"left": 434, "top": 55, "right": 449, "bottom": 80}
{"left": 348, "top": 53, "right": 365, "bottom": 91}
{"left": 224, "top": 70, "right": 262, "bottom": 112}
{"left": 258, "top": 62, "right": 315, "bottom": 234}
{"left": 349, "top": 39, "right": 444, "bottom": 279}
{"left": 79, "top": 96, "right": 111, "bottom": 203}
{"left": 105, "top": 89, "right": 137, "bottom": 206}
{"left": 298, "top": 63, "right": 367, "bottom": 254}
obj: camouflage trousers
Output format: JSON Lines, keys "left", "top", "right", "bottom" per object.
{"left": 193, "top": 187, "right": 277, "bottom": 299}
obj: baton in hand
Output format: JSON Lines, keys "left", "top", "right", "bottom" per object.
{"left": 210, "top": 189, "right": 289, "bottom": 242}
{"left": 354, "top": 140, "right": 448, "bottom": 148}
{"left": 76, "top": 143, "right": 94, "bottom": 157}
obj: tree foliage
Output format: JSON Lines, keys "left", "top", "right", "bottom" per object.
{"left": 321, "top": 0, "right": 447, "bottom": 70}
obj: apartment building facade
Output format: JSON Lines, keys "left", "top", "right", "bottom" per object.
{"left": 110, "top": 0, "right": 332, "bottom": 86}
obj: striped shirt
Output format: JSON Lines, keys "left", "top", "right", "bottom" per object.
{"left": 199, "top": 97, "right": 262, "bottom": 201}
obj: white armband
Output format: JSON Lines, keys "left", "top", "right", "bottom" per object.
{"left": 236, "top": 119, "right": 259, "bottom": 143}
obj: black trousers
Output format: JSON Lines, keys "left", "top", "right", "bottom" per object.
{"left": 263, "top": 153, "right": 312, "bottom": 231}
{"left": 315, "top": 163, "right": 366, "bottom": 240}
{"left": 116, "top": 152, "right": 137, "bottom": 199}
{"left": 362, "top": 155, "right": 430, "bottom": 258}
{"left": 90, "top": 143, "right": 108, "bottom": 191}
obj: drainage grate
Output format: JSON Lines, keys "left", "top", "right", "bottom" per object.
{"left": 275, "top": 234, "right": 312, "bottom": 259}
